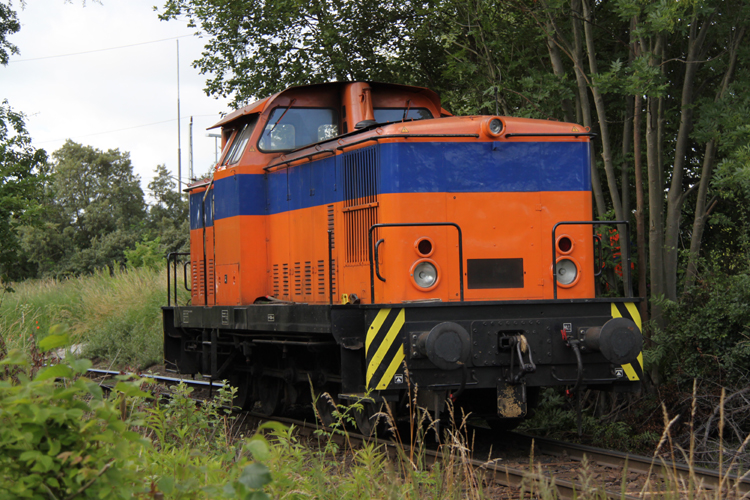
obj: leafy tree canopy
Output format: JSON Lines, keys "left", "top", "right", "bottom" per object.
{"left": 157, "top": 0, "right": 447, "bottom": 107}
{"left": 0, "top": 101, "right": 47, "bottom": 283}
{"left": 19, "top": 141, "right": 147, "bottom": 276}
{"left": 0, "top": 1, "right": 20, "bottom": 65}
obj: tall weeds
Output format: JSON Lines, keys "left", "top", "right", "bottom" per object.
{"left": 0, "top": 267, "right": 183, "bottom": 368}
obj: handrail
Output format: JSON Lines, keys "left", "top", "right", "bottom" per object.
{"left": 264, "top": 149, "right": 336, "bottom": 171}
{"left": 368, "top": 223, "right": 464, "bottom": 304}
{"left": 504, "top": 132, "right": 597, "bottom": 138}
{"left": 327, "top": 230, "right": 334, "bottom": 305}
{"left": 265, "top": 133, "right": 482, "bottom": 171}
{"left": 551, "top": 221, "right": 632, "bottom": 299}
{"left": 166, "top": 252, "right": 191, "bottom": 307}
{"left": 337, "top": 134, "right": 480, "bottom": 152}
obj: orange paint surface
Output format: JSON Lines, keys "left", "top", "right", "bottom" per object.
{"left": 188, "top": 82, "right": 602, "bottom": 307}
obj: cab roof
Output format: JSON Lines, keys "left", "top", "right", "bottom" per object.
{"left": 208, "top": 81, "right": 441, "bottom": 130}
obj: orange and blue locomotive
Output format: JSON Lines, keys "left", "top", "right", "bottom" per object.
{"left": 163, "top": 81, "right": 643, "bottom": 431}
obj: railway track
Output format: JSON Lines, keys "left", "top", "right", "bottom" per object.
{"left": 87, "top": 368, "right": 750, "bottom": 499}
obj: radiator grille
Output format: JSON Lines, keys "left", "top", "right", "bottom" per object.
{"left": 342, "top": 146, "right": 379, "bottom": 264}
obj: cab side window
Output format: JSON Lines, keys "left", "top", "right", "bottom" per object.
{"left": 222, "top": 116, "right": 258, "bottom": 166}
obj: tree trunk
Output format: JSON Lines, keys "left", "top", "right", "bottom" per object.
{"left": 546, "top": 23, "right": 576, "bottom": 124}
{"left": 581, "top": 0, "right": 622, "bottom": 219}
{"left": 684, "top": 27, "right": 746, "bottom": 290}
{"left": 631, "top": 19, "right": 649, "bottom": 325}
{"left": 646, "top": 37, "right": 665, "bottom": 327}
{"left": 633, "top": 93, "right": 649, "bottom": 324}
{"left": 569, "top": 0, "right": 606, "bottom": 219}
{"left": 621, "top": 17, "right": 636, "bottom": 220}
{"left": 581, "top": 0, "right": 629, "bottom": 295}
{"left": 663, "top": 17, "right": 712, "bottom": 301}
{"left": 621, "top": 98, "right": 633, "bottom": 218}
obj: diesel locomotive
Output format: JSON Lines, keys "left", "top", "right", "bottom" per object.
{"left": 163, "top": 81, "right": 643, "bottom": 433}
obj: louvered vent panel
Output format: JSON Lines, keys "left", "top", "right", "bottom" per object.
{"left": 317, "top": 260, "right": 325, "bottom": 296}
{"left": 272, "top": 264, "right": 280, "bottom": 297}
{"left": 342, "top": 146, "right": 379, "bottom": 264}
{"left": 330, "top": 259, "right": 336, "bottom": 297}
{"left": 282, "top": 264, "right": 289, "bottom": 298}
{"left": 207, "top": 259, "right": 215, "bottom": 302}
{"left": 304, "top": 261, "right": 312, "bottom": 295}
{"left": 192, "top": 261, "right": 203, "bottom": 303}
{"left": 294, "top": 262, "right": 301, "bottom": 296}
{"left": 327, "top": 204, "right": 335, "bottom": 250}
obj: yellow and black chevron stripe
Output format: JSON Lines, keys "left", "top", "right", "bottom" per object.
{"left": 365, "top": 308, "right": 405, "bottom": 390}
{"left": 611, "top": 302, "right": 644, "bottom": 381}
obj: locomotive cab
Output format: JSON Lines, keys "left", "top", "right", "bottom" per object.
{"left": 164, "top": 81, "right": 642, "bottom": 433}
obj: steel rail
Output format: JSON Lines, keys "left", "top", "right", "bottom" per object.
{"left": 87, "top": 368, "right": 225, "bottom": 388}
{"left": 519, "top": 433, "right": 750, "bottom": 496}
{"left": 244, "top": 414, "right": 637, "bottom": 500}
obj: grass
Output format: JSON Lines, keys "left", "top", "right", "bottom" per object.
{"left": 3, "top": 270, "right": 750, "bottom": 497}
{"left": 0, "top": 267, "right": 186, "bottom": 369}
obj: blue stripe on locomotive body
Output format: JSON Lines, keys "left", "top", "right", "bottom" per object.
{"left": 380, "top": 141, "right": 591, "bottom": 194}
{"left": 189, "top": 190, "right": 214, "bottom": 230}
{"left": 189, "top": 140, "right": 591, "bottom": 228}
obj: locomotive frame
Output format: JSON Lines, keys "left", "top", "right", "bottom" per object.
{"left": 163, "top": 81, "right": 643, "bottom": 432}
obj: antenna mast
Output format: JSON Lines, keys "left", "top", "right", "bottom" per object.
{"left": 177, "top": 40, "right": 182, "bottom": 194}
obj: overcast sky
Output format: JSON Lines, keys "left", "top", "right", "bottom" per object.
{"left": 4, "top": 0, "right": 230, "bottom": 196}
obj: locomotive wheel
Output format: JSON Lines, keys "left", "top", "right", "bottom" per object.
{"left": 353, "top": 400, "right": 389, "bottom": 437}
{"left": 314, "top": 390, "right": 339, "bottom": 427}
{"left": 227, "top": 371, "right": 255, "bottom": 411}
{"left": 255, "top": 376, "right": 281, "bottom": 416}
{"left": 486, "top": 417, "right": 523, "bottom": 432}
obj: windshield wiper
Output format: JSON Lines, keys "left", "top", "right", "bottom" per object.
{"left": 402, "top": 99, "right": 411, "bottom": 122}
{"left": 267, "top": 98, "right": 297, "bottom": 135}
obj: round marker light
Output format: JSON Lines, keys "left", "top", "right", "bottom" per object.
{"left": 489, "top": 118, "right": 503, "bottom": 135}
{"left": 557, "top": 236, "right": 572, "bottom": 253}
{"left": 413, "top": 261, "right": 438, "bottom": 288}
{"left": 555, "top": 258, "right": 578, "bottom": 286}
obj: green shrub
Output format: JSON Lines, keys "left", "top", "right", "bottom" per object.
{"left": 652, "top": 268, "right": 750, "bottom": 385}
{"left": 0, "top": 336, "right": 148, "bottom": 499}
{"left": 124, "top": 237, "right": 164, "bottom": 270}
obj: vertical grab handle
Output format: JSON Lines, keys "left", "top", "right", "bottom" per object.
{"left": 183, "top": 261, "right": 192, "bottom": 291}
{"left": 593, "top": 235, "right": 603, "bottom": 277}
{"left": 374, "top": 239, "right": 386, "bottom": 282}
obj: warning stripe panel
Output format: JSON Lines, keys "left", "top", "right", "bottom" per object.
{"left": 366, "top": 308, "right": 405, "bottom": 390}
{"left": 610, "top": 302, "right": 644, "bottom": 381}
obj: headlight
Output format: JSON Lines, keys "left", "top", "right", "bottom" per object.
{"left": 489, "top": 118, "right": 503, "bottom": 135}
{"left": 413, "top": 261, "right": 438, "bottom": 288}
{"left": 483, "top": 117, "right": 504, "bottom": 137}
{"left": 555, "top": 258, "right": 578, "bottom": 285}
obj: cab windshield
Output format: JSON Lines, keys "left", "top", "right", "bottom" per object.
{"left": 374, "top": 107, "right": 433, "bottom": 124}
{"left": 258, "top": 107, "right": 338, "bottom": 152}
